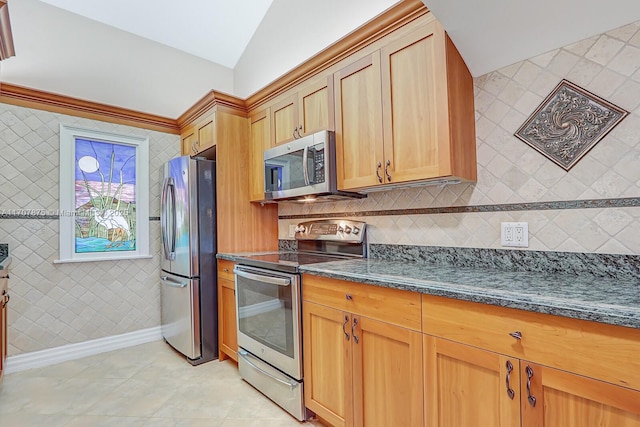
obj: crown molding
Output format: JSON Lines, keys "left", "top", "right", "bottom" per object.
{"left": 0, "top": 82, "right": 180, "bottom": 134}
{"left": 176, "top": 89, "right": 247, "bottom": 128}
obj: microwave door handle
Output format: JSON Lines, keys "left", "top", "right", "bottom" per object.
{"left": 233, "top": 268, "right": 291, "bottom": 287}
{"left": 302, "top": 145, "right": 310, "bottom": 186}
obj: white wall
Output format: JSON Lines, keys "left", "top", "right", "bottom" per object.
{"left": 0, "top": 104, "right": 180, "bottom": 356}
{"left": 233, "top": 0, "right": 399, "bottom": 98}
{"left": 3, "top": 0, "right": 234, "bottom": 118}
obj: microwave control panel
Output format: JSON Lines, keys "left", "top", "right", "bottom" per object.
{"left": 314, "top": 148, "right": 325, "bottom": 183}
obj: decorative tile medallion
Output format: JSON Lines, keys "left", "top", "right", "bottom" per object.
{"left": 514, "top": 79, "right": 628, "bottom": 170}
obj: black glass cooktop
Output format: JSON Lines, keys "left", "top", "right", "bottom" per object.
{"left": 236, "top": 251, "right": 352, "bottom": 273}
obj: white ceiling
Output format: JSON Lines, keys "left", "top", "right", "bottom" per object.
{"left": 3, "top": 0, "right": 640, "bottom": 120}
{"left": 37, "top": 0, "right": 274, "bottom": 69}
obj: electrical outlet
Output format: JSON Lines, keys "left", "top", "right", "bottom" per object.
{"left": 289, "top": 224, "right": 297, "bottom": 238}
{"left": 501, "top": 222, "right": 529, "bottom": 247}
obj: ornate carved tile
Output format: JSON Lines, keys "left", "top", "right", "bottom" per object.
{"left": 514, "top": 79, "right": 628, "bottom": 171}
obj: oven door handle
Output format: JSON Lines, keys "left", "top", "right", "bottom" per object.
{"left": 233, "top": 268, "right": 291, "bottom": 287}
{"left": 239, "top": 349, "right": 299, "bottom": 389}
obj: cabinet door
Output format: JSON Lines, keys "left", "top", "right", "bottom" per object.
{"left": 194, "top": 111, "right": 216, "bottom": 153}
{"left": 0, "top": 276, "right": 8, "bottom": 383}
{"left": 249, "top": 108, "right": 270, "bottom": 201}
{"left": 270, "top": 94, "right": 298, "bottom": 146}
{"left": 521, "top": 362, "right": 640, "bottom": 427}
{"left": 424, "top": 335, "right": 520, "bottom": 427}
{"left": 218, "top": 277, "right": 237, "bottom": 362}
{"left": 380, "top": 21, "right": 449, "bottom": 184}
{"left": 298, "top": 75, "right": 334, "bottom": 137}
{"left": 334, "top": 53, "right": 384, "bottom": 190}
{"left": 303, "top": 301, "right": 352, "bottom": 427}
{"left": 352, "top": 315, "right": 423, "bottom": 427}
{"left": 181, "top": 126, "right": 196, "bottom": 156}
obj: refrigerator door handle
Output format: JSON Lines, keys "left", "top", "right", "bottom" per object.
{"left": 161, "top": 275, "right": 188, "bottom": 288}
{"left": 161, "top": 177, "right": 177, "bottom": 261}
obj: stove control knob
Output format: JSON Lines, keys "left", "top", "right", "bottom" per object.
{"left": 352, "top": 226, "right": 360, "bottom": 235}
{"left": 344, "top": 225, "right": 352, "bottom": 234}
{"left": 337, "top": 226, "right": 344, "bottom": 233}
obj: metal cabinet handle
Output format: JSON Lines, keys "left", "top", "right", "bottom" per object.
{"left": 385, "top": 159, "right": 392, "bottom": 182}
{"left": 346, "top": 294, "right": 353, "bottom": 301}
{"left": 293, "top": 125, "right": 303, "bottom": 139}
{"left": 352, "top": 317, "right": 359, "bottom": 344}
{"left": 509, "top": 331, "right": 522, "bottom": 340}
{"left": 505, "top": 360, "right": 515, "bottom": 400}
{"left": 293, "top": 127, "right": 298, "bottom": 139}
{"left": 376, "top": 161, "right": 383, "bottom": 183}
{"left": 192, "top": 140, "right": 199, "bottom": 155}
{"left": 343, "top": 315, "right": 350, "bottom": 341}
{"left": 526, "top": 365, "right": 537, "bottom": 407}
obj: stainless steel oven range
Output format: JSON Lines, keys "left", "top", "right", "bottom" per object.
{"left": 233, "top": 219, "right": 367, "bottom": 421}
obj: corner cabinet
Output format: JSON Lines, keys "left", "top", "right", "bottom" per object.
{"left": 249, "top": 108, "right": 270, "bottom": 202}
{"left": 423, "top": 295, "right": 640, "bottom": 427}
{"left": 217, "top": 260, "right": 237, "bottom": 362}
{"left": 334, "top": 18, "right": 476, "bottom": 191}
{"left": 302, "top": 274, "right": 423, "bottom": 427}
{"left": 0, "top": 267, "right": 9, "bottom": 383}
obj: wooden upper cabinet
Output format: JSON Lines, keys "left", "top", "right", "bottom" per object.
{"left": 334, "top": 53, "right": 385, "bottom": 190}
{"left": 267, "top": 75, "right": 334, "bottom": 146}
{"left": 270, "top": 94, "right": 298, "bottom": 146}
{"left": 298, "top": 75, "right": 334, "bottom": 137}
{"left": 335, "top": 19, "right": 476, "bottom": 191}
{"left": 180, "top": 110, "right": 216, "bottom": 156}
{"left": 249, "top": 108, "right": 270, "bottom": 201}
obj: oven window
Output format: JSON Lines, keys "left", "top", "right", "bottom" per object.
{"left": 236, "top": 273, "right": 295, "bottom": 357}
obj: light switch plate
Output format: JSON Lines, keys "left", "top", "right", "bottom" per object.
{"left": 289, "top": 224, "right": 297, "bottom": 238}
{"left": 501, "top": 222, "right": 529, "bottom": 247}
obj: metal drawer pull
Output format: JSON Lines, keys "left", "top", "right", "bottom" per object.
{"left": 505, "top": 360, "right": 515, "bottom": 400}
{"left": 346, "top": 294, "right": 353, "bottom": 301}
{"left": 385, "top": 159, "right": 391, "bottom": 182}
{"left": 239, "top": 349, "right": 298, "bottom": 390}
{"left": 234, "top": 268, "right": 291, "bottom": 287}
{"left": 526, "top": 365, "right": 537, "bottom": 407}
{"left": 343, "top": 315, "right": 350, "bottom": 341}
{"left": 509, "top": 331, "right": 522, "bottom": 340}
{"left": 352, "top": 317, "right": 359, "bottom": 344}
{"left": 376, "top": 162, "right": 383, "bottom": 183}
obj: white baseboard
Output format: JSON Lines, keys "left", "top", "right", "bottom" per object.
{"left": 5, "top": 326, "right": 162, "bottom": 375}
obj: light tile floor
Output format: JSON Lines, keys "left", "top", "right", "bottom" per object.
{"left": 0, "top": 341, "right": 325, "bottom": 426}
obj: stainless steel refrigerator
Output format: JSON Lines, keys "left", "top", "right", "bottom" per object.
{"left": 160, "top": 156, "right": 217, "bottom": 365}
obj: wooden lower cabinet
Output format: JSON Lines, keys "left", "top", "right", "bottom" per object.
{"left": 521, "top": 362, "right": 640, "bottom": 427}
{"left": 424, "top": 335, "right": 520, "bottom": 427}
{"left": 0, "top": 269, "right": 8, "bottom": 383}
{"left": 303, "top": 291, "right": 423, "bottom": 427}
{"left": 217, "top": 260, "right": 237, "bottom": 362}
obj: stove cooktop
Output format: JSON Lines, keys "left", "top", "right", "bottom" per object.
{"left": 235, "top": 251, "right": 358, "bottom": 273}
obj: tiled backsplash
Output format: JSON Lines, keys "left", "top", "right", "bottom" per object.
{"left": 278, "top": 20, "right": 640, "bottom": 256}
{"left": 0, "top": 104, "right": 179, "bottom": 356}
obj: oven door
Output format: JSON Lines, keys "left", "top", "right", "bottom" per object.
{"left": 234, "top": 265, "right": 302, "bottom": 380}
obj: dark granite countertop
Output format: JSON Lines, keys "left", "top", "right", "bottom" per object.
{"left": 299, "top": 258, "right": 640, "bottom": 329}
{"left": 218, "top": 251, "right": 640, "bottom": 329}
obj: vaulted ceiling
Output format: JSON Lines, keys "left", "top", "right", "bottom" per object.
{"left": 3, "top": 0, "right": 640, "bottom": 119}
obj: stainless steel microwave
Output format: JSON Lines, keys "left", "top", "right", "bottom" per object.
{"left": 263, "top": 130, "right": 364, "bottom": 201}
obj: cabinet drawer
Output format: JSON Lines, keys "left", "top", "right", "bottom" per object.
{"left": 422, "top": 294, "right": 640, "bottom": 391}
{"left": 302, "top": 274, "right": 421, "bottom": 331}
{"left": 217, "top": 260, "right": 236, "bottom": 281}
